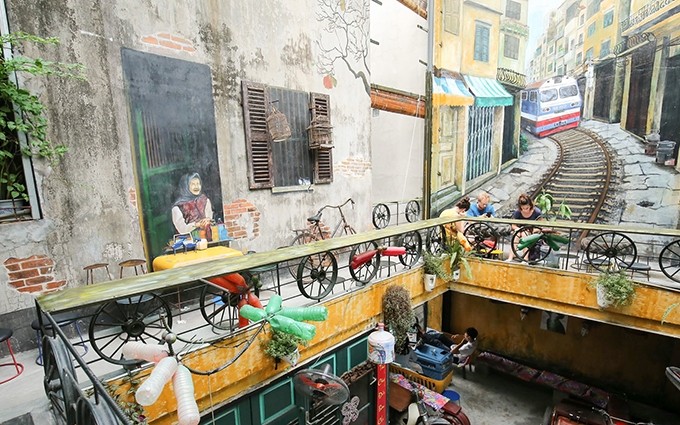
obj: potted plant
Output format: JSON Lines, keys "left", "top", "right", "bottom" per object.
{"left": 382, "top": 285, "right": 415, "bottom": 363}
{"left": 0, "top": 32, "right": 83, "bottom": 206}
{"left": 422, "top": 250, "right": 451, "bottom": 290}
{"left": 262, "top": 329, "right": 306, "bottom": 368}
{"left": 590, "top": 271, "right": 636, "bottom": 308}
{"left": 444, "top": 234, "right": 472, "bottom": 280}
{"left": 534, "top": 190, "right": 572, "bottom": 221}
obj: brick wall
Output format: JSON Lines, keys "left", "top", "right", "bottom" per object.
{"left": 141, "top": 32, "right": 196, "bottom": 53}
{"left": 4, "top": 255, "right": 66, "bottom": 295}
{"left": 223, "top": 199, "right": 261, "bottom": 240}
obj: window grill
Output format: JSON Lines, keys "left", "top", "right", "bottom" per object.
{"left": 466, "top": 106, "right": 494, "bottom": 181}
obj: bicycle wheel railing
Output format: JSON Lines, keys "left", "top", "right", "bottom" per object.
{"left": 34, "top": 216, "right": 680, "bottom": 424}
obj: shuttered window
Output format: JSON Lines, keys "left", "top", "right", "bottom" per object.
{"left": 443, "top": 0, "right": 460, "bottom": 35}
{"left": 241, "top": 81, "right": 333, "bottom": 189}
{"left": 473, "top": 22, "right": 490, "bottom": 62}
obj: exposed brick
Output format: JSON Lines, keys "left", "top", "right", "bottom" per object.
{"left": 26, "top": 275, "right": 54, "bottom": 285}
{"left": 4, "top": 263, "right": 20, "bottom": 271}
{"left": 17, "top": 286, "right": 41, "bottom": 293}
{"left": 9, "top": 279, "right": 25, "bottom": 288}
{"left": 4, "top": 257, "right": 21, "bottom": 265}
{"left": 159, "top": 40, "right": 182, "bottom": 50}
{"left": 171, "top": 35, "right": 191, "bottom": 44}
{"left": 46, "top": 280, "right": 67, "bottom": 290}
{"left": 157, "top": 32, "right": 172, "bottom": 39}
{"left": 40, "top": 267, "right": 53, "bottom": 274}
{"left": 182, "top": 46, "right": 196, "bottom": 53}
{"left": 21, "top": 257, "right": 53, "bottom": 269}
{"left": 9, "top": 269, "right": 39, "bottom": 280}
{"left": 141, "top": 36, "right": 159, "bottom": 45}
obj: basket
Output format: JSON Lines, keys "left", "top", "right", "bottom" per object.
{"left": 266, "top": 106, "right": 291, "bottom": 142}
{"left": 390, "top": 364, "right": 453, "bottom": 394}
{"left": 307, "top": 116, "right": 333, "bottom": 149}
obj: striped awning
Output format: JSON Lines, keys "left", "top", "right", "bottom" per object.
{"left": 463, "top": 75, "right": 513, "bottom": 107}
{"left": 432, "top": 75, "right": 474, "bottom": 106}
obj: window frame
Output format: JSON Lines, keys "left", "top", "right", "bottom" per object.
{"left": 443, "top": 0, "right": 460, "bottom": 35}
{"left": 473, "top": 21, "right": 490, "bottom": 62}
{"left": 504, "top": 34, "right": 519, "bottom": 60}
{"left": 603, "top": 9, "right": 614, "bottom": 28}
{"left": 241, "top": 81, "right": 333, "bottom": 190}
{"left": 587, "top": 22, "right": 596, "bottom": 38}
{"left": 505, "top": 0, "right": 521, "bottom": 20}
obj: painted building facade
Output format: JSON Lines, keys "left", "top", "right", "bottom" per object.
{"left": 0, "top": 0, "right": 374, "bottom": 342}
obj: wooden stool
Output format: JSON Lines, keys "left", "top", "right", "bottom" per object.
{"left": 83, "top": 263, "right": 112, "bottom": 285}
{"left": 118, "top": 259, "right": 147, "bottom": 278}
{"left": 0, "top": 328, "right": 24, "bottom": 384}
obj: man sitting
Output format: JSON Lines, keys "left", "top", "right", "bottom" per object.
{"left": 467, "top": 192, "right": 496, "bottom": 218}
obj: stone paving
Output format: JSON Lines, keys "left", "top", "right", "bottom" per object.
{"left": 484, "top": 120, "right": 680, "bottom": 231}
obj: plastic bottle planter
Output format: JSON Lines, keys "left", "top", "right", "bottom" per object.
{"left": 596, "top": 283, "right": 614, "bottom": 309}
{"left": 282, "top": 348, "right": 300, "bottom": 367}
{"left": 424, "top": 274, "right": 436, "bottom": 292}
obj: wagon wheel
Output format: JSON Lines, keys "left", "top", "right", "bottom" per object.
{"left": 586, "top": 232, "right": 637, "bottom": 272}
{"left": 398, "top": 231, "right": 422, "bottom": 267}
{"left": 405, "top": 200, "right": 421, "bottom": 223}
{"left": 287, "top": 232, "right": 319, "bottom": 278}
{"left": 372, "top": 203, "right": 391, "bottom": 229}
{"left": 43, "top": 336, "right": 78, "bottom": 425}
{"left": 88, "top": 293, "right": 172, "bottom": 365}
{"left": 349, "top": 241, "right": 380, "bottom": 285}
{"left": 199, "top": 284, "right": 242, "bottom": 330}
{"left": 659, "top": 239, "right": 680, "bottom": 282}
{"left": 297, "top": 251, "right": 338, "bottom": 300}
{"left": 425, "top": 225, "right": 446, "bottom": 255}
{"left": 75, "top": 394, "right": 121, "bottom": 425}
{"left": 463, "top": 222, "right": 498, "bottom": 257}
{"left": 511, "top": 225, "right": 552, "bottom": 264}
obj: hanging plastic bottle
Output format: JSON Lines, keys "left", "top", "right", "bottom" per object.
{"left": 368, "top": 323, "right": 395, "bottom": 364}
{"left": 122, "top": 341, "right": 169, "bottom": 363}
{"left": 135, "top": 357, "right": 178, "bottom": 406}
{"left": 173, "top": 365, "right": 200, "bottom": 425}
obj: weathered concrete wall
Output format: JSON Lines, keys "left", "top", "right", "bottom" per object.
{"left": 369, "top": 1, "right": 425, "bottom": 206}
{"left": 1, "top": 1, "right": 372, "bottom": 323}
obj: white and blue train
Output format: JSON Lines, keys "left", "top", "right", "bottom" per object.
{"left": 520, "top": 76, "right": 581, "bottom": 138}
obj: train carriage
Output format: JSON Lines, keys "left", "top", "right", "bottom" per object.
{"left": 520, "top": 76, "right": 581, "bottom": 138}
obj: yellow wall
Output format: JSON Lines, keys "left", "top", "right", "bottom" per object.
{"left": 583, "top": 0, "right": 619, "bottom": 60}
{"left": 460, "top": 2, "right": 502, "bottom": 78}
{"left": 447, "top": 293, "right": 680, "bottom": 410}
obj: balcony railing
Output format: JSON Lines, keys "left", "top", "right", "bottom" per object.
{"left": 34, "top": 217, "right": 680, "bottom": 424}
{"left": 496, "top": 67, "right": 526, "bottom": 89}
{"left": 621, "top": 0, "right": 678, "bottom": 32}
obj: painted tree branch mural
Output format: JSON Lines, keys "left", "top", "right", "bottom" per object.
{"left": 316, "top": 0, "right": 370, "bottom": 95}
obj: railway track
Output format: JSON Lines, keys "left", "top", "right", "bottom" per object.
{"left": 530, "top": 127, "right": 616, "bottom": 225}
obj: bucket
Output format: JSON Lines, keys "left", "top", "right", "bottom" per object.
{"left": 656, "top": 141, "right": 676, "bottom": 163}
{"left": 442, "top": 389, "right": 461, "bottom": 405}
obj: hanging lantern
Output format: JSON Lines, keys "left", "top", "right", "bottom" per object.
{"left": 367, "top": 323, "right": 395, "bottom": 364}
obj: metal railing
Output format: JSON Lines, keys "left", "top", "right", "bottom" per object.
{"left": 34, "top": 216, "right": 680, "bottom": 424}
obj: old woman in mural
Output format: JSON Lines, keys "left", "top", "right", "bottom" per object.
{"left": 172, "top": 172, "right": 213, "bottom": 234}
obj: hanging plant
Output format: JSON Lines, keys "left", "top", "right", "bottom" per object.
{"left": 382, "top": 285, "right": 414, "bottom": 356}
{"left": 0, "top": 32, "right": 84, "bottom": 200}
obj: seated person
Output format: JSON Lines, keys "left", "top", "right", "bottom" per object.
{"left": 467, "top": 192, "right": 496, "bottom": 217}
{"left": 440, "top": 197, "right": 471, "bottom": 242}
{"left": 507, "top": 193, "right": 543, "bottom": 262}
{"left": 450, "top": 327, "right": 478, "bottom": 366}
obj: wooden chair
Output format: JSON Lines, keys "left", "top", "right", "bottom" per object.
{"left": 83, "top": 262, "right": 112, "bottom": 285}
{"left": 118, "top": 259, "right": 147, "bottom": 278}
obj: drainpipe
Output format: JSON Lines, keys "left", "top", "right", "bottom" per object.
{"left": 423, "top": 0, "right": 434, "bottom": 219}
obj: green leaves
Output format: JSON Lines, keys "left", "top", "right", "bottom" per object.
{"left": 0, "top": 31, "right": 84, "bottom": 200}
{"left": 534, "top": 190, "right": 572, "bottom": 221}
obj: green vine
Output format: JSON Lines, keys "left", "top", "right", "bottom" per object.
{"left": 0, "top": 31, "right": 84, "bottom": 200}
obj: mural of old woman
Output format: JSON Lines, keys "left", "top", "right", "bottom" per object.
{"left": 172, "top": 172, "right": 213, "bottom": 234}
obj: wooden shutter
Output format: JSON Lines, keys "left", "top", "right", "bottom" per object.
{"left": 242, "top": 80, "right": 273, "bottom": 188}
{"left": 310, "top": 92, "right": 333, "bottom": 184}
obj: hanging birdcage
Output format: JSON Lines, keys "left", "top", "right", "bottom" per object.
{"left": 307, "top": 116, "right": 333, "bottom": 150}
{"left": 266, "top": 106, "right": 292, "bottom": 142}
